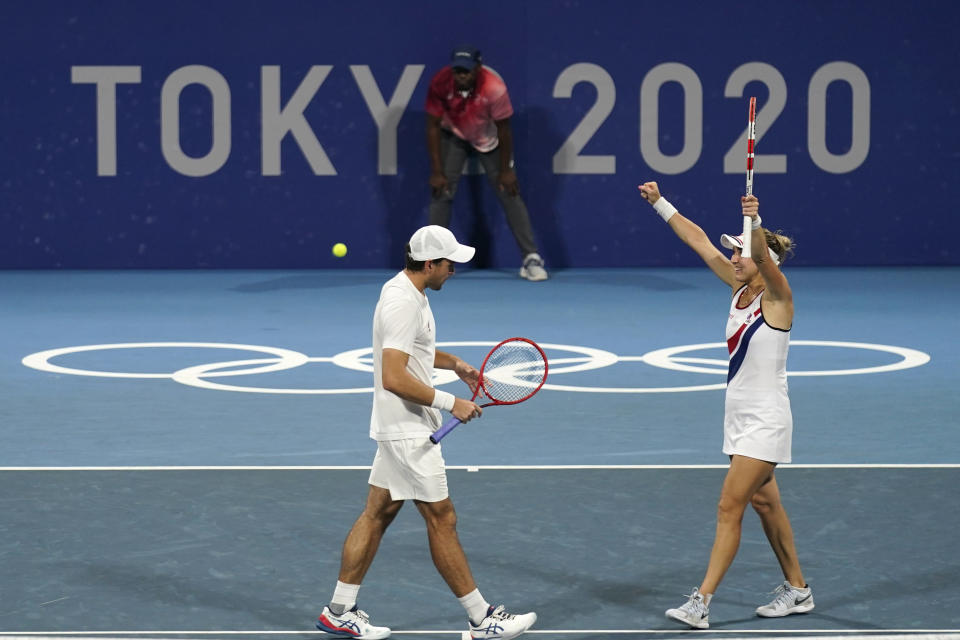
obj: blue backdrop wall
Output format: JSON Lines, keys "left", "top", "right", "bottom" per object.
{"left": 2, "top": 0, "right": 958, "bottom": 268}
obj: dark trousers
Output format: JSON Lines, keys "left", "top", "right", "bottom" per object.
{"left": 428, "top": 130, "right": 538, "bottom": 257}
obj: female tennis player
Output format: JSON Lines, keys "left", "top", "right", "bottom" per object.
{"left": 638, "top": 182, "right": 813, "bottom": 629}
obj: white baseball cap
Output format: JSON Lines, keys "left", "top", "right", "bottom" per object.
{"left": 408, "top": 225, "right": 476, "bottom": 263}
{"left": 720, "top": 233, "right": 780, "bottom": 265}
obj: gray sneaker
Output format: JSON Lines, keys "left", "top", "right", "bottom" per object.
{"left": 665, "top": 587, "right": 709, "bottom": 629}
{"left": 519, "top": 253, "right": 548, "bottom": 281}
{"left": 755, "top": 581, "right": 814, "bottom": 617}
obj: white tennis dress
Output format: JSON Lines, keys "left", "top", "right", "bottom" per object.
{"left": 723, "top": 285, "right": 793, "bottom": 463}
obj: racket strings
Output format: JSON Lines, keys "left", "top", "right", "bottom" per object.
{"left": 481, "top": 343, "right": 547, "bottom": 403}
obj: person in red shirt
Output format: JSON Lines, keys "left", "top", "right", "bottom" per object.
{"left": 425, "top": 45, "right": 548, "bottom": 281}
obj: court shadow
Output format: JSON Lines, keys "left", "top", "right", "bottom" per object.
{"left": 60, "top": 560, "right": 320, "bottom": 632}
{"left": 554, "top": 271, "right": 699, "bottom": 290}
{"left": 818, "top": 563, "right": 960, "bottom": 608}
{"left": 230, "top": 272, "right": 387, "bottom": 292}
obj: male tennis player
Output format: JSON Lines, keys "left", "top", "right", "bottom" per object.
{"left": 316, "top": 225, "right": 537, "bottom": 640}
{"left": 638, "top": 183, "right": 813, "bottom": 629}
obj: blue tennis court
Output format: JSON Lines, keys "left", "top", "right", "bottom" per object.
{"left": 2, "top": 267, "right": 957, "bottom": 637}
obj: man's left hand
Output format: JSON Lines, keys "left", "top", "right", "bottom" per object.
{"left": 454, "top": 359, "right": 480, "bottom": 394}
{"left": 498, "top": 169, "right": 519, "bottom": 197}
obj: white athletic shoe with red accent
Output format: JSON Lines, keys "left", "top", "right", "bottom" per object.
{"left": 464, "top": 604, "right": 537, "bottom": 640}
{"left": 316, "top": 605, "right": 391, "bottom": 639}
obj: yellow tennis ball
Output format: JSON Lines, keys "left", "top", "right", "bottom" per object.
{"left": 332, "top": 242, "right": 347, "bottom": 258}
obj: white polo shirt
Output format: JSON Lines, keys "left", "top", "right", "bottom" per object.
{"left": 369, "top": 271, "right": 442, "bottom": 440}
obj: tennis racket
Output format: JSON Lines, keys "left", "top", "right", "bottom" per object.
{"left": 429, "top": 337, "right": 548, "bottom": 444}
{"left": 742, "top": 96, "right": 757, "bottom": 258}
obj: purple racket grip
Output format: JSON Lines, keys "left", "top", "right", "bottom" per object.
{"left": 429, "top": 415, "right": 462, "bottom": 444}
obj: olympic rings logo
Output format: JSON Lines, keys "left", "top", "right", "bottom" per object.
{"left": 21, "top": 340, "right": 930, "bottom": 395}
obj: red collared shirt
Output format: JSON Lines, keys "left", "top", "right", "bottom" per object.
{"left": 426, "top": 65, "right": 513, "bottom": 152}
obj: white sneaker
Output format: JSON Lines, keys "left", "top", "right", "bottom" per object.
{"left": 519, "top": 253, "right": 548, "bottom": 281}
{"left": 665, "top": 588, "right": 709, "bottom": 629}
{"left": 316, "top": 605, "right": 391, "bottom": 639}
{"left": 465, "top": 604, "right": 537, "bottom": 640}
{"left": 755, "top": 581, "right": 815, "bottom": 617}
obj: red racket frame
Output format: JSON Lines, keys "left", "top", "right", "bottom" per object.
{"left": 429, "top": 337, "right": 548, "bottom": 444}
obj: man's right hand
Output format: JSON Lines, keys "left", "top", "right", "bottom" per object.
{"left": 429, "top": 172, "right": 449, "bottom": 197}
{"left": 451, "top": 397, "right": 481, "bottom": 423}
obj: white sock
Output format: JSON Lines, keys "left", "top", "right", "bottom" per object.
{"left": 702, "top": 592, "right": 713, "bottom": 606}
{"left": 330, "top": 581, "right": 361, "bottom": 614}
{"left": 458, "top": 588, "right": 490, "bottom": 626}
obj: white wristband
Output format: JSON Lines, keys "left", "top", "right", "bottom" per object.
{"left": 751, "top": 214, "right": 762, "bottom": 230}
{"left": 652, "top": 197, "right": 678, "bottom": 222}
{"left": 430, "top": 389, "right": 455, "bottom": 412}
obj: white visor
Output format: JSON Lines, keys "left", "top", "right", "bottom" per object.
{"left": 720, "top": 233, "right": 780, "bottom": 265}
{"left": 408, "top": 225, "right": 475, "bottom": 263}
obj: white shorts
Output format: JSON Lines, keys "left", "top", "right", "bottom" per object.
{"left": 368, "top": 438, "right": 449, "bottom": 502}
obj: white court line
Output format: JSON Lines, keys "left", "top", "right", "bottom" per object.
{"left": 0, "top": 464, "right": 957, "bottom": 471}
